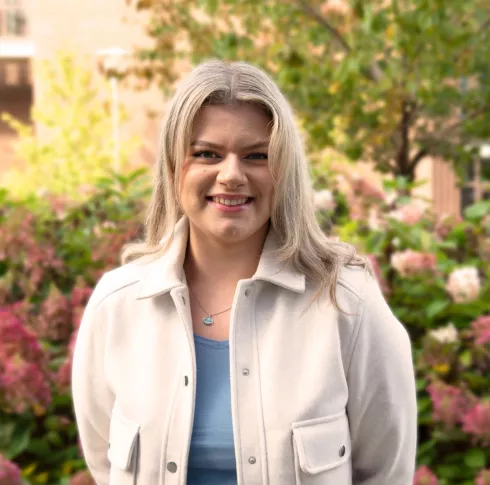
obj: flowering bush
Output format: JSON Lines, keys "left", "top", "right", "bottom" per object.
{"left": 0, "top": 169, "right": 148, "bottom": 485}
{"left": 315, "top": 172, "right": 490, "bottom": 485}
{"left": 1, "top": 164, "right": 488, "bottom": 484}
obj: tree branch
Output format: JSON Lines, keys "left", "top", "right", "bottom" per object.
{"left": 408, "top": 148, "right": 428, "bottom": 172}
{"left": 295, "top": 0, "right": 384, "bottom": 82}
{"left": 295, "top": 0, "right": 351, "bottom": 52}
{"left": 439, "top": 107, "right": 489, "bottom": 139}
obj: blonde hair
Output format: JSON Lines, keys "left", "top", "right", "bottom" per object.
{"left": 121, "top": 59, "right": 371, "bottom": 309}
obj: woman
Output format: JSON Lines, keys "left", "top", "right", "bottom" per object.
{"left": 71, "top": 59, "right": 417, "bottom": 485}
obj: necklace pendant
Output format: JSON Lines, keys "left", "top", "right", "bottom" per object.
{"left": 203, "top": 315, "right": 214, "bottom": 326}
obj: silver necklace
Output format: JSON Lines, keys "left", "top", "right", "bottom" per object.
{"left": 188, "top": 285, "right": 232, "bottom": 326}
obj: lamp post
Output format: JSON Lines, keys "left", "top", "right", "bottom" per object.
{"left": 95, "top": 47, "right": 131, "bottom": 173}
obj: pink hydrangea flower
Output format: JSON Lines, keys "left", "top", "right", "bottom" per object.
{"left": 388, "top": 203, "right": 425, "bottom": 225}
{"left": 71, "top": 283, "right": 93, "bottom": 309}
{"left": 427, "top": 381, "right": 473, "bottom": 430}
{"left": 445, "top": 267, "right": 481, "bottom": 303}
{"left": 350, "top": 175, "right": 386, "bottom": 202}
{"left": 57, "top": 329, "right": 79, "bottom": 391}
{"left": 0, "top": 307, "right": 44, "bottom": 364}
{"left": 0, "top": 454, "right": 22, "bottom": 485}
{"left": 471, "top": 315, "right": 490, "bottom": 346}
{"left": 34, "top": 284, "right": 73, "bottom": 341}
{"left": 413, "top": 465, "right": 439, "bottom": 485}
{"left": 390, "top": 250, "right": 437, "bottom": 277}
{"left": 1, "top": 358, "right": 52, "bottom": 414}
{"left": 462, "top": 401, "right": 490, "bottom": 446}
{"left": 476, "top": 469, "right": 490, "bottom": 485}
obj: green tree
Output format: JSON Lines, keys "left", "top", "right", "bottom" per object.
{"left": 1, "top": 50, "right": 140, "bottom": 200}
{"left": 129, "top": 0, "right": 490, "bottom": 182}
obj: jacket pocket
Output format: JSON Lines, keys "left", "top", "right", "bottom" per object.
{"left": 107, "top": 409, "right": 141, "bottom": 485}
{"left": 291, "top": 410, "right": 352, "bottom": 485}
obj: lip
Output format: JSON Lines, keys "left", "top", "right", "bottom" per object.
{"left": 207, "top": 194, "right": 252, "bottom": 199}
{"left": 207, "top": 194, "right": 253, "bottom": 213}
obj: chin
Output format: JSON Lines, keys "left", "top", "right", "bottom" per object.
{"left": 211, "top": 223, "right": 252, "bottom": 244}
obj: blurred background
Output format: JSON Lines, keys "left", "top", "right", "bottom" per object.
{"left": 0, "top": 1, "right": 489, "bottom": 484}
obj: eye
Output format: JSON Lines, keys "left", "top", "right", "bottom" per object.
{"left": 193, "top": 151, "right": 221, "bottom": 159}
{"left": 244, "top": 153, "right": 268, "bottom": 160}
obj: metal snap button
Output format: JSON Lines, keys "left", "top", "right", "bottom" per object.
{"left": 248, "top": 456, "right": 256, "bottom": 464}
{"left": 245, "top": 289, "right": 251, "bottom": 297}
{"left": 167, "top": 462, "right": 178, "bottom": 473}
{"left": 242, "top": 368, "right": 250, "bottom": 376}
{"left": 339, "top": 445, "right": 346, "bottom": 457}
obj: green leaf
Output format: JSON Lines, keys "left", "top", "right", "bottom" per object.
{"left": 416, "top": 378, "right": 426, "bottom": 391}
{"left": 464, "top": 200, "right": 490, "bottom": 220}
{"left": 464, "top": 448, "right": 486, "bottom": 469}
{"left": 417, "top": 396, "right": 432, "bottom": 413}
{"left": 459, "top": 350, "right": 472, "bottom": 368}
{"left": 436, "top": 464, "right": 462, "bottom": 478}
{"left": 426, "top": 300, "right": 449, "bottom": 319}
{"left": 3, "top": 418, "right": 32, "bottom": 459}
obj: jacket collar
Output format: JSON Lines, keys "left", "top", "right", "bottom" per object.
{"left": 136, "top": 217, "right": 305, "bottom": 299}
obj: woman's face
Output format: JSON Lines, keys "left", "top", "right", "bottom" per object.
{"left": 180, "top": 103, "right": 274, "bottom": 246}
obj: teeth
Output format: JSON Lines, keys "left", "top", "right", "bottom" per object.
{"left": 212, "top": 197, "right": 248, "bottom": 206}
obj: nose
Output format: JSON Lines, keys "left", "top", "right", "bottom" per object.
{"left": 216, "top": 154, "right": 247, "bottom": 188}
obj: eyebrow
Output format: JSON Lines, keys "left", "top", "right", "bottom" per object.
{"left": 190, "top": 140, "right": 269, "bottom": 150}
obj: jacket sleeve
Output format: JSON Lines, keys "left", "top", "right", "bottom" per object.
{"left": 345, "top": 275, "right": 417, "bottom": 485}
{"left": 71, "top": 276, "right": 114, "bottom": 485}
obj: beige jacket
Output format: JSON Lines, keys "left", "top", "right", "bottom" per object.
{"left": 71, "top": 217, "right": 417, "bottom": 485}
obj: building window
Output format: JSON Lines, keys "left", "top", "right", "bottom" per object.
{"left": 461, "top": 147, "right": 490, "bottom": 212}
{"left": 0, "top": 0, "right": 27, "bottom": 37}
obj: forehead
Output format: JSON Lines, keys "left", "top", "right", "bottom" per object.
{"left": 191, "top": 104, "right": 271, "bottom": 143}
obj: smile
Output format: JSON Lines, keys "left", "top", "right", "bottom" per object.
{"left": 206, "top": 196, "right": 254, "bottom": 212}
{"left": 212, "top": 197, "right": 249, "bottom": 206}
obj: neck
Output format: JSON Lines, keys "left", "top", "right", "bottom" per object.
{"left": 184, "top": 225, "right": 268, "bottom": 287}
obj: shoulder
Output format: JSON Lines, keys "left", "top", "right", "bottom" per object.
{"left": 335, "top": 264, "right": 379, "bottom": 311}
{"left": 337, "top": 264, "right": 372, "bottom": 298}
{"left": 335, "top": 264, "right": 410, "bottom": 374}
{"left": 90, "top": 261, "right": 147, "bottom": 308}
{"left": 336, "top": 263, "right": 396, "bottom": 319}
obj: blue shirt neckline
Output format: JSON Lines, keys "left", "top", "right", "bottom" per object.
{"left": 194, "top": 334, "right": 230, "bottom": 349}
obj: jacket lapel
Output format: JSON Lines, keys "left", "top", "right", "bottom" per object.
{"left": 136, "top": 216, "right": 306, "bottom": 300}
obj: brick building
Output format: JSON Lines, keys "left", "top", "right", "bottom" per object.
{"left": 0, "top": 0, "right": 487, "bottom": 215}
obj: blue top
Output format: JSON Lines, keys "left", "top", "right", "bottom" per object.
{"left": 187, "top": 334, "right": 237, "bottom": 485}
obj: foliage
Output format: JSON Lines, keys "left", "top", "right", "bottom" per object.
{"left": 0, "top": 50, "right": 141, "bottom": 201}
{"left": 316, "top": 172, "right": 490, "bottom": 485}
{"left": 0, "top": 169, "right": 150, "bottom": 485}
{"left": 0, "top": 168, "right": 489, "bottom": 484}
{"left": 129, "top": 0, "right": 490, "bottom": 181}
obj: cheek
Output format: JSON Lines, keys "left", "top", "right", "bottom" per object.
{"left": 180, "top": 167, "right": 211, "bottom": 207}
{"left": 259, "top": 173, "right": 275, "bottom": 202}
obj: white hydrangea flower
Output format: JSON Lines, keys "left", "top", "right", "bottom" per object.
{"left": 313, "top": 189, "right": 336, "bottom": 211}
{"left": 429, "top": 322, "right": 458, "bottom": 344}
{"left": 446, "top": 267, "right": 481, "bottom": 303}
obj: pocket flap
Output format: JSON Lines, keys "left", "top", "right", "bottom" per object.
{"left": 292, "top": 410, "right": 351, "bottom": 475}
{"left": 107, "top": 411, "right": 141, "bottom": 471}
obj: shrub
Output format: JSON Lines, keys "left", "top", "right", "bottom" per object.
{"left": 0, "top": 169, "right": 149, "bottom": 485}
{"left": 315, "top": 173, "right": 490, "bottom": 485}
{"left": 1, "top": 165, "right": 489, "bottom": 484}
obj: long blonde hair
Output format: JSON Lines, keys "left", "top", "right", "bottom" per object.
{"left": 121, "top": 59, "right": 371, "bottom": 308}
